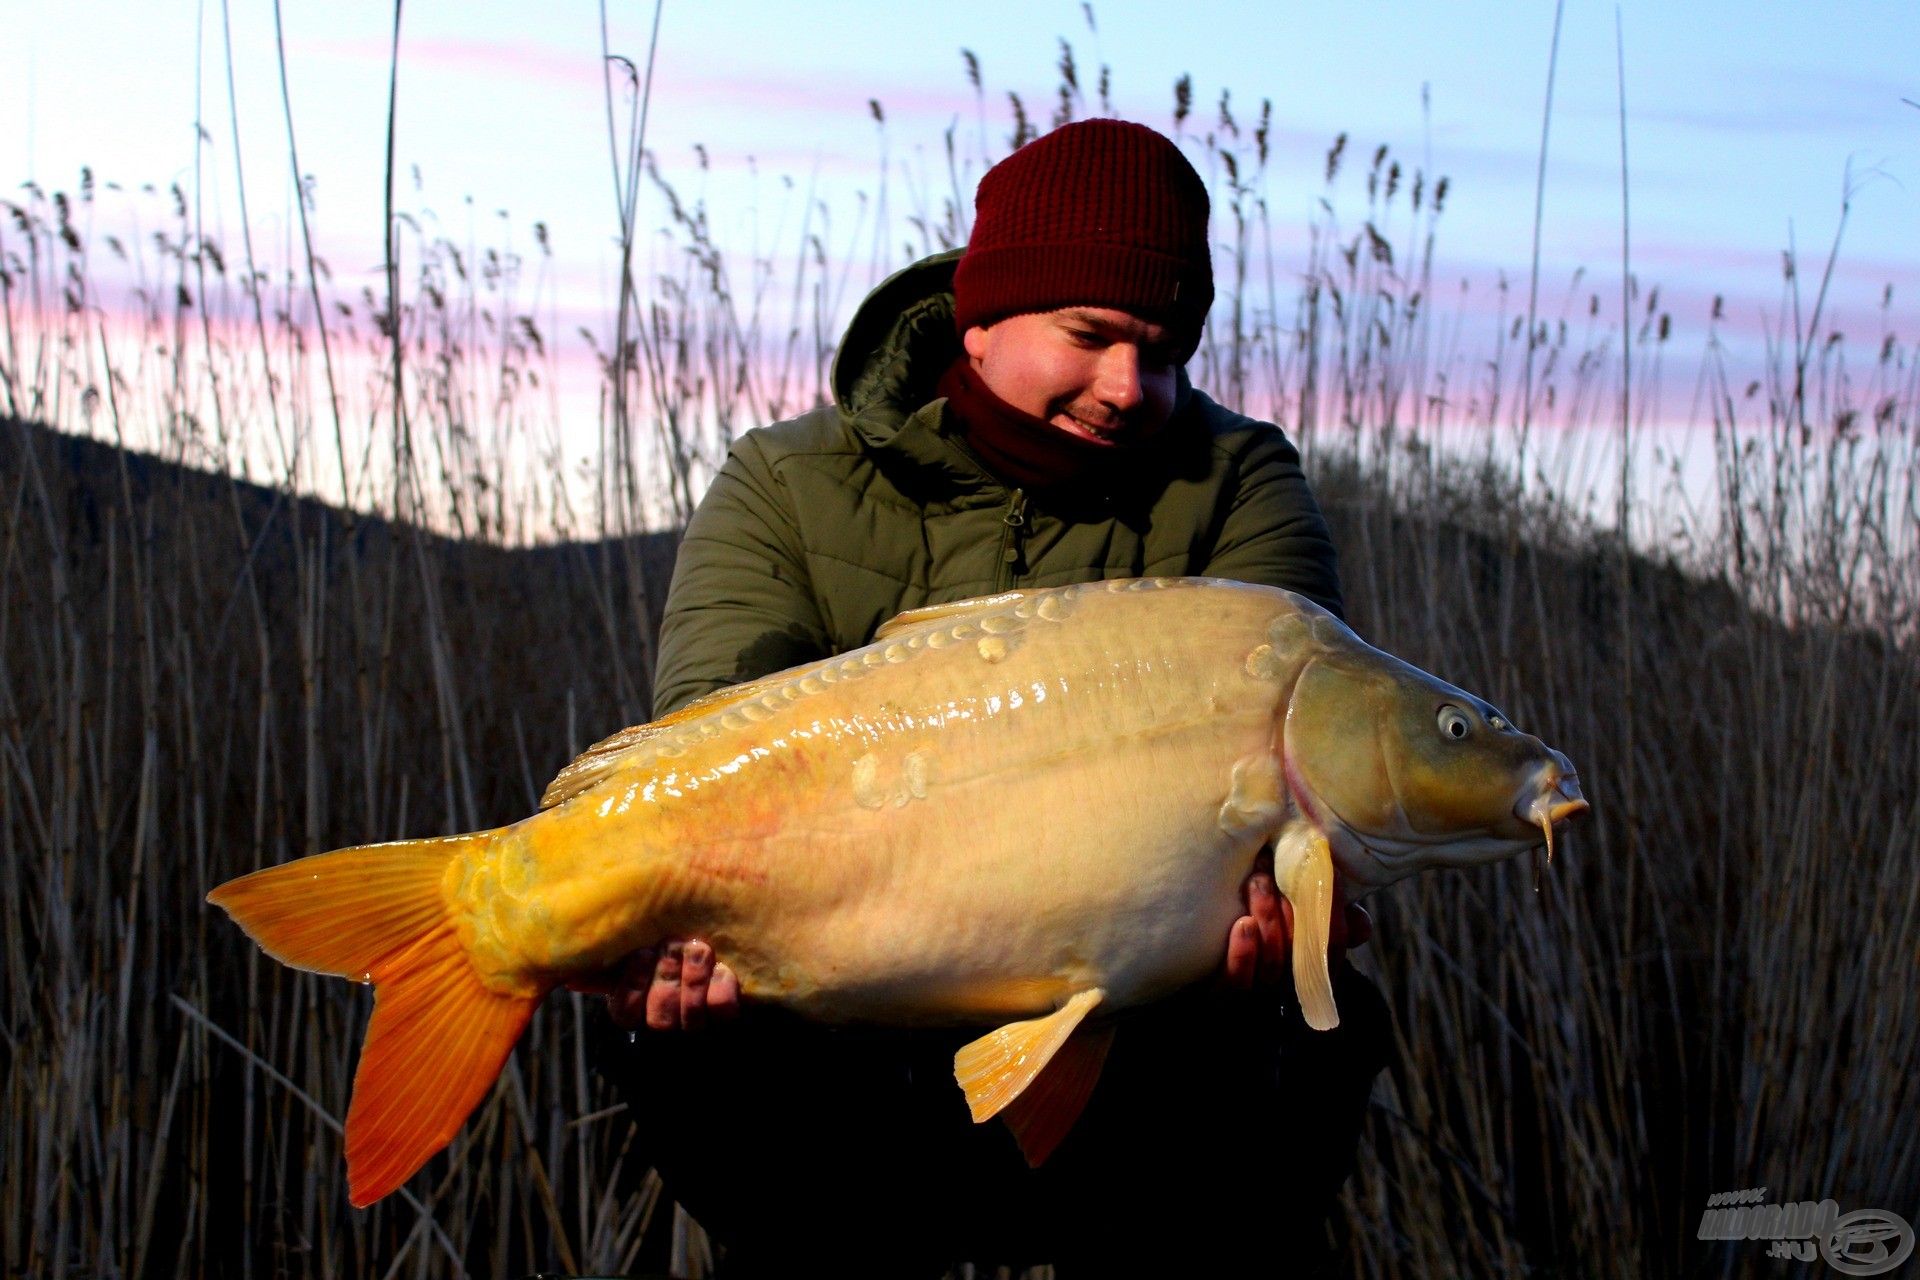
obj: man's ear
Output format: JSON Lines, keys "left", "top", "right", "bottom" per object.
{"left": 962, "top": 324, "right": 990, "bottom": 362}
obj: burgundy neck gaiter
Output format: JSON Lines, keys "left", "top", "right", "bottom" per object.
{"left": 935, "top": 357, "right": 1114, "bottom": 491}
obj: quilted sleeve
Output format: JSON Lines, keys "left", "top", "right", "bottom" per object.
{"left": 651, "top": 432, "right": 832, "bottom": 716}
{"left": 1201, "top": 426, "right": 1345, "bottom": 620}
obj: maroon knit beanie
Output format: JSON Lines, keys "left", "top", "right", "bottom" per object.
{"left": 953, "top": 118, "right": 1213, "bottom": 360}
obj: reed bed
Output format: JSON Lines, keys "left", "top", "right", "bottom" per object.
{"left": 2, "top": 37, "right": 1915, "bottom": 1280}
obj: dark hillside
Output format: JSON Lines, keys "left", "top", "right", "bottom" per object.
{"left": 3, "top": 416, "right": 680, "bottom": 830}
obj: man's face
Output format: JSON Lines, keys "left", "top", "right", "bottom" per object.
{"left": 962, "top": 306, "right": 1181, "bottom": 447}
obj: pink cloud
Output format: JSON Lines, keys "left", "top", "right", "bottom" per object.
{"left": 296, "top": 34, "right": 594, "bottom": 90}
{"left": 295, "top": 33, "right": 976, "bottom": 125}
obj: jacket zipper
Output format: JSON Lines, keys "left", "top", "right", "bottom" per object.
{"left": 996, "top": 488, "right": 1028, "bottom": 590}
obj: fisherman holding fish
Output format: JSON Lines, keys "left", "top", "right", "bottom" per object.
{"left": 595, "top": 118, "right": 1390, "bottom": 1276}
{"left": 212, "top": 116, "right": 1588, "bottom": 1266}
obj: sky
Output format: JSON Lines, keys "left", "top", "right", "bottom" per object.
{"left": 4, "top": 0, "right": 1916, "bottom": 525}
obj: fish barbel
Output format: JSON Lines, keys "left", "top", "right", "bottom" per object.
{"left": 209, "top": 576, "right": 1587, "bottom": 1206}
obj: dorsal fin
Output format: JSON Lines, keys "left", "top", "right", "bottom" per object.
{"left": 539, "top": 721, "right": 669, "bottom": 811}
{"left": 543, "top": 588, "right": 1036, "bottom": 810}
{"left": 538, "top": 666, "right": 824, "bottom": 810}
{"left": 873, "top": 591, "right": 1029, "bottom": 642}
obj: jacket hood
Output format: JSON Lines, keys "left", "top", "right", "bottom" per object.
{"left": 829, "top": 250, "right": 1200, "bottom": 495}
{"left": 831, "top": 250, "right": 967, "bottom": 420}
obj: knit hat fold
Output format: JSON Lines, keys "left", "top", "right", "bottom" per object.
{"left": 953, "top": 119, "right": 1213, "bottom": 359}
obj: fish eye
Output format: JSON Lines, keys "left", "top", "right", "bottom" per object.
{"left": 1437, "top": 705, "right": 1472, "bottom": 740}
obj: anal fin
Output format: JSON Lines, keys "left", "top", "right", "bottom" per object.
{"left": 954, "top": 988, "right": 1108, "bottom": 1161}
{"left": 1000, "top": 1021, "right": 1115, "bottom": 1166}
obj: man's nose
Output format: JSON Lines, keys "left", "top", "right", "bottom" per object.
{"left": 1094, "top": 344, "right": 1143, "bottom": 411}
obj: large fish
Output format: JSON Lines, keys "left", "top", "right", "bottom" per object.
{"left": 209, "top": 577, "right": 1587, "bottom": 1207}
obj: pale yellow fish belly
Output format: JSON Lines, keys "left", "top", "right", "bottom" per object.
{"left": 451, "top": 579, "right": 1304, "bottom": 1021}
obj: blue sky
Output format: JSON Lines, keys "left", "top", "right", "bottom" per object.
{"left": 6, "top": 0, "right": 1916, "bottom": 444}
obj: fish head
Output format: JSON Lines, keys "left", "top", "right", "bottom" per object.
{"left": 1281, "top": 639, "right": 1588, "bottom": 890}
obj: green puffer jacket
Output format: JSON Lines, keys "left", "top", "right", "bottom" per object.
{"left": 653, "top": 248, "right": 1342, "bottom": 716}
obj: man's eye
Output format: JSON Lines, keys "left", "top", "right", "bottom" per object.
{"left": 1068, "top": 329, "right": 1103, "bottom": 345}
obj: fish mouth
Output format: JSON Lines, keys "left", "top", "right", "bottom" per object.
{"left": 1516, "top": 767, "right": 1589, "bottom": 863}
{"left": 1299, "top": 751, "right": 1589, "bottom": 891}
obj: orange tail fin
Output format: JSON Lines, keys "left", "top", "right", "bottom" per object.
{"left": 208, "top": 833, "right": 548, "bottom": 1207}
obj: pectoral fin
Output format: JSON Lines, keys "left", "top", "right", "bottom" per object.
{"left": 954, "top": 988, "right": 1108, "bottom": 1163}
{"left": 1274, "top": 824, "right": 1340, "bottom": 1030}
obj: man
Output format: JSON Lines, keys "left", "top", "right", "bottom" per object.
{"left": 589, "top": 118, "right": 1391, "bottom": 1276}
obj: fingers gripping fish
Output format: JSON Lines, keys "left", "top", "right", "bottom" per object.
{"left": 208, "top": 577, "right": 1588, "bottom": 1206}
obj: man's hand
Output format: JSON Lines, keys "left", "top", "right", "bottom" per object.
{"left": 1221, "top": 848, "right": 1372, "bottom": 990}
{"left": 574, "top": 940, "right": 741, "bottom": 1031}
